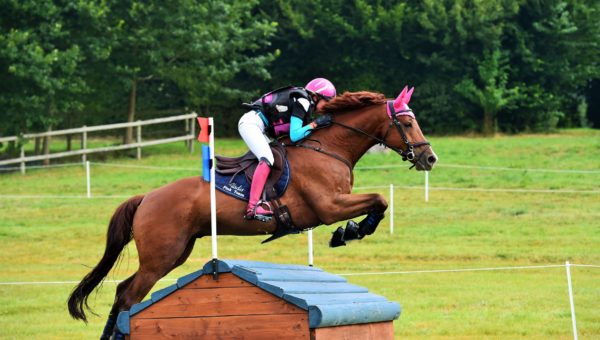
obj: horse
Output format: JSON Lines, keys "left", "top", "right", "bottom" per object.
{"left": 67, "top": 87, "right": 437, "bottom": 339}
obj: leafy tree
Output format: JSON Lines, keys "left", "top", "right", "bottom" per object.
{"left": 99, "top": 0, "right": 276, "bottom": 143}
{"left": 505, "top": 0, "right": 600, "bottom": 130}
{"left": 0, "top": 1, "right": 110, "bottom": 143}
{"left": 455, "top": 49, "right": 519, "bottom": 135}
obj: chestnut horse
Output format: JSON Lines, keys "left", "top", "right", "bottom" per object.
{"left": 68, "top": 88, "right": 437, "bottom": 338}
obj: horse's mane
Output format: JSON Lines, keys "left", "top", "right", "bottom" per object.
{"left": 321, "top": 91, "right": 386, "bottom": 114}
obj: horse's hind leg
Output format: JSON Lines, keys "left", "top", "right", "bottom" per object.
{"left": 99, "top": 275, "right": 136, "bottom": 340}
{"left": 107, "top": 237, "right": 196, "bottom": 338}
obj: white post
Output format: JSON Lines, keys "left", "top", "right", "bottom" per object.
{"left": 389, "top": 184, "right": 394, "bottom": 234}
{"left": 20, "top": 146, "right": 25, "bottom": 175}
{"left": 136, "top": 122, "right": 142, "bottom": 160}
{"left": 425, "top": 171, "right": 429, "bottom": 202}
{"left": 566, "top": 261, "right": 578, "bottom": 340}
{"left": 209, "top": 117, "right": 218, "bottom": 260}
{"left": 86, "top": 161, "right": 91, "bottom": 199}
{"left": 308, "top": 229, "right": 314, "bottom": 266}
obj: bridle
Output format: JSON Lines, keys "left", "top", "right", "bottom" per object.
{"left": 382, "top": 101, "right": 431, "bottom": 162}
{"left": 286, "top": 101, "right": 431, "bottom": 170}
{"left": 330, "top": 101, "right": 430, "bottom": 163}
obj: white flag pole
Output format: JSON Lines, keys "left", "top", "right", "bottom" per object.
{"left": 566, "top": 261, "right": 578, "bottom": 340}
{"left": 389, "top": 184, "right": 394, "bottom": 234}
{"left": 209, "top": 117, "right": 218, "bottom": 261}
{"left": 308, "top": 229, "right": 314, "bottom": 266}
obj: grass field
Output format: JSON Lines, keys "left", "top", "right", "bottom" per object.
{"left": 1, "top": 129, "right": 599, "bottom": 339}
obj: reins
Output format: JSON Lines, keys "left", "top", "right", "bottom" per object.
{"left": 285, "top": 101, "right": 431, "bottom": 170}
{"left": 285, "top": 138, "right": 354, "bottom": 172}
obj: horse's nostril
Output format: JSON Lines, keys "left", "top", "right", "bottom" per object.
{"left": 428, "top": 155, "right": 437, "bottom": 165}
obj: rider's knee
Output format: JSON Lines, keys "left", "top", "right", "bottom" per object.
{"left": 259, "top": 157, "right": 273, "bottom": 167}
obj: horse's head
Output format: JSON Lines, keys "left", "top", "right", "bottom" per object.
{"left": 316, "top": 89, "right": 437, "bottom": 171}
{"left": 384, "top": 86, "right": 437, "bottom": 171}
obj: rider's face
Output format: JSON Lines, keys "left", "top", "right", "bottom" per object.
{"left": 315, "top": 98, "right": 327, "bottom": 113}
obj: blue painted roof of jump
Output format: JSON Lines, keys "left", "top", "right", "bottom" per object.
{"left": 117, "top": 259, "right": 401, "bottom": 334}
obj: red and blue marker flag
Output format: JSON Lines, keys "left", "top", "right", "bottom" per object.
{"left": 197, "top": 117, "right": 210, "bottom": 143}
{"left": 197, "top": 117, "right": 212, "bottom": 182}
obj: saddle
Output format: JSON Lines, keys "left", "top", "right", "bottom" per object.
{"left": 215, "top": 143, "right": 286, "bottom": 198}
{"left": 214, "top": 143, "right": 302, "bottom": 243}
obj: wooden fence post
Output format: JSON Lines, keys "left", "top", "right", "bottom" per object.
{"left": 185, "top": 118, "right": 190, "bottom": 150}
{"left": 189, "top": 117, "right": 196, "bottom": 153}
{"left": 136, "top": 121, "right": 142, "bottom": 160}
{"left": 20, "top": 145, "right": 25, "bottom": 174}
{"left": 82, "top": 126, "right": 87, "bottom": 164}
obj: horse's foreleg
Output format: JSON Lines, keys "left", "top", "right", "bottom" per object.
{"left": 318, "top": 193, "right": 387, "bottom": 223}
{"left": 317, "top": 193, "right": 388, "bottom": 247}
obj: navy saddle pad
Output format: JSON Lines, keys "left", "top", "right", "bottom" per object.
{"left": 214, "top": 159, "right": 291, "bottom": 201}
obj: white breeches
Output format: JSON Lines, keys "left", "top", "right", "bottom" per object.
{"left": 238, "top": 110, "right": 275, "bottom": 165}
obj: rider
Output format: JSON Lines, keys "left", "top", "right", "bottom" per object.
{"left": 238, "top": 78, "right": 336, "bottom": 221}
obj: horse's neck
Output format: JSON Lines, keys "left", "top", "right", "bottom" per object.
{"left": 321, "top": 105, "right": 386, "bottom": 167}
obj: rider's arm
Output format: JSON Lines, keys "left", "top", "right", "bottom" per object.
{"left": 289, "top": 115, "right": 314, "bottom": 142}
{"left": 289, "top": 97, "right": 314, "bottom": 142}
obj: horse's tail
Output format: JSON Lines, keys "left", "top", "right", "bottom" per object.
{"left": 67, "top": 195, "right": 144, "bottom": 322}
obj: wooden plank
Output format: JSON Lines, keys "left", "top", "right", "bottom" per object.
{"left": 310, "top": 321, "right": 394, "bottom": 340}
{"left": 130, "top": 314, "right": 309, "bottom": 339}
{"left": 0, "top": 135, "right": 193, "bottom": 165}
{"left": 134, "top": 286, "right": 305, "bottom": 319}
{"left": 0, "top": 112, "right": 197, "bottom": 166}
{"left": 182, "top": 273, "right": 250, "bottom": 289}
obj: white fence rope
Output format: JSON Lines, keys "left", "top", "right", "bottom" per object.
{"left": 1, "top": 263, "right": 597, "bottom": 286}
{"left": 0, "top": 194, "right": 130, "bottom": 199}
{"left": 91, "top": 162, "right": 198, "bottom": 171}
{"left": 337, "top": 264, "right": 567, "bottom": 276}
{"left": 3, "top": 159, "right": 599, "bottom": 174}
{"left": 1, "top": 186, "right": 597, "bottom": 200}
{"left": 355, "top": 163, "right": 600, "bottom": 174}
{"left": 353, "top": 185, "right": 600, "bottom": 194}
{"left": 436, "top": 163, "right": 600, "bottom": 174}
{"left": 0, "top": 162, "right": 83, "bottom": 172}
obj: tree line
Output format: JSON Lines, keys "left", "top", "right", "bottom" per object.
{"left": 1, "top": 0, "right": 598, "bottom": 152}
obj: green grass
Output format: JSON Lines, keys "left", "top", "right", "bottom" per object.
{"left": 1, "top": 129, "right": 599, "bottom": 339}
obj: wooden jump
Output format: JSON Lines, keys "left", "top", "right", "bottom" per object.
{"left": 116, "top": 259, "right": 401, "bottom": 339}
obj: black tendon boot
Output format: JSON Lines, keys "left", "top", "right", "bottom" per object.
{"left": 358, "top": 212, "right": 385, "bottom": 237}
{"left": 343, "top": 220, "right": 361, "bottom": 241}
{"left": 100, "top": 311, "right": 117, "bottom": 340}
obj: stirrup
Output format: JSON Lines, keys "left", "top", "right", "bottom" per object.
{"left": 244, "top": 201, "right": 273, "bottom": 222}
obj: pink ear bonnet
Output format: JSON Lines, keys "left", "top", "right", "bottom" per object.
{"left": 387, "top": 85, "right": 415, "bottom": 119}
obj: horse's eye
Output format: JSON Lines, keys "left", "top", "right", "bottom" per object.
{"left": 404, "top": 122, "right": 412, "bottom": 128}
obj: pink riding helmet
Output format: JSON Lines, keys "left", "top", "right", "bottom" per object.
{"left": 305, "top": 78, "right": 337, "bottom": 100}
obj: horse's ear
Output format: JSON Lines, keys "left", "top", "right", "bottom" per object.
{"left": 393, "top": 86, "right": 409, "bottom": 110}
{"left": 399, "top": 86, "right": 408, "bottom": 99}
{"left": 404, "top": 86, "right": 414, "bottom": 104}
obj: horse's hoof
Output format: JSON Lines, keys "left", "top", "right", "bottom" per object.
{"left": 343, "top": 221, "right": 361, "bottom": 241}
{"left": 111, "top": 331, "right": 126, "bottom": 340}
{"left": 329, "top": 227, "right": 346, "bottom": 247}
